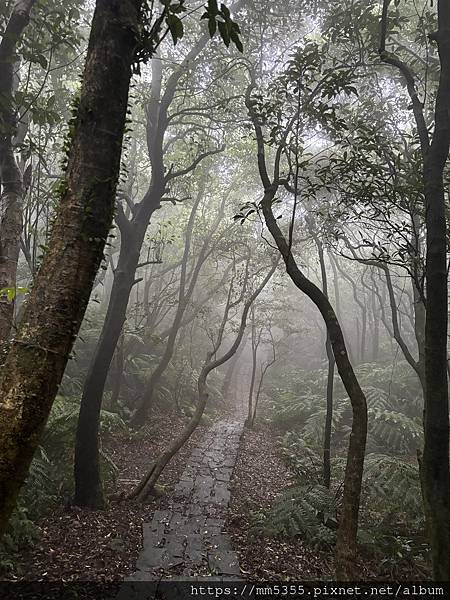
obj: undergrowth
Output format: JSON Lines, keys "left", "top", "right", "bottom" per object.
{"left": 257, "top": 360, "right": 428, "bottom": 565}
{"left": 0, "top": 396, "right": 125, "bottom": 569}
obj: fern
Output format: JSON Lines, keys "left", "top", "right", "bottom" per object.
{"left": 358, "top": 454, "right": 424, "bottom": 557}
{"left": 369, "top": 409, "right": 422, "bottom": 453}
{"left": 363, "top": 384, "right": 423, "bottom": 454}
{"left": 278, "top": 431, "right": 323, "bottom": 481}
{"left": 362, "top": 454, "right": 422, "bottom": 519}
{"left": 257, "top": 484, "right": 337, "bottom": 547}
{"left": 267, "top": 361, "right": 423, "bottom": 457}
{"left": 0, "top": 505, "right": 38, "bottom": 567}
{"left": 17, "top": 397, "right": 126, "bottom": 518}
{"left": 271, "top": 415, "right": 425, "bottom": 558}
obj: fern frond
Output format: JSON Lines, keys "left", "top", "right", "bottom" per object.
{"left": 258, "top": 484, "right": 337, "bottom": 547}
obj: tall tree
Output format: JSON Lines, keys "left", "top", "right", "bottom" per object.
{"left": 130, "top": 178, "right": 229, "bottom": 426}
{"left": 0, "top": 0, "right": 37, "bottom": 343}
{"left": 379, "top": 0, "right": 450, "bottom": 578}
{"left": 73, "top": 41, "right": 227, "bottom": 507}
{"left": 0, "top": 0, "right": 148, "bottom": 537}
{"left": 245, "top": 67, "right": 368, "bottom": 578}
{"left": 129, "top": 258, "right": 278, "bottom": 501}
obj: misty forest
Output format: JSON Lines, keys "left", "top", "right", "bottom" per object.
{"left": 0, "top": 0, "right": 450, "bottom": 589}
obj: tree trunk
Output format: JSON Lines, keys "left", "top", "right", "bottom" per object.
{"left": 332, "top": 260, "right": 367, "bottom": 364}
{"left": 0, "top": 0, "right": 37, "bottom": 343}
{"left": 420, "top": 16, "right": 450, "bottom": 578}
{"left": 250, "top": 333, "right": 276, "bottom": 428}
{"left": 131, "top": 183, "right": 225, "bottom": 426}
{"left": 130, "top": 366, "right": 211, "bottom": 502}
{"left": 245, "top": 72, "right": 367, "bottom": 576}
{"left": 74, "top": 36, "right": 224, "bottom": 502}
{"left": 261, "top": 193, "right": 367, "bottom": 580}
{"left": 318, "top": 249, "right": 334, "bottom": 491}
{"left": 360, "top": 301, "right": 367, "bottom": 363}
{"left": 73, "top": 198, "right": 160, "bottom": 507}
{"left": 379, "top": 0, "right": 450, "bottom": 577}
{"left": 0, "top": 0, "right": 143, "bottom": 537}
{"left": 370, "top": 279, "right": 379, "bottom": 361}
{"left": 245, "top": 309, "right": 259, "bottom": 428}
{"left": 329, "top": 253, "right": 354, "bottom": 363}
{"left": 73, "top": 42, "right": 227, "bottom": 504}
{"left": 220, "top": 339, "right": 245, "bottom": 402}
{"left": 310, "top": 226, "right": 335, "bottom": 489}
{"left": 110, "top": 328, "right": 124, "bottom": 409}
{"left": 323, "top": 338, "right": 335, "bottom": 489}
{"left": 73, "top": 51, "right": 168, "bottom": 507}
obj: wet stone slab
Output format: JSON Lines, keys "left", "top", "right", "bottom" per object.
{"left": 129, "top": 419, "right": 244, "bottom": 581}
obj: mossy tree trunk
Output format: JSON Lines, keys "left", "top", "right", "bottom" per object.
{"left": 0, "top": 0, "right": 144, "bottom": 537}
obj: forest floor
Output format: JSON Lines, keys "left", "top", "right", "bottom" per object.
{"left": 226, "top": 424, "right": 331, "bottom": 580}
{"left": 2, "top": 407, "right": 210, "bottom": 582}
{"left": 227, "top": 423, "right": 431, "bottom": 581}
{"left": 1, "top": 406, "right": 430, "bottom": 583}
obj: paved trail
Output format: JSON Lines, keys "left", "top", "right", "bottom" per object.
{"left": 128, "top": 418, "right": 244, "bottom": 581}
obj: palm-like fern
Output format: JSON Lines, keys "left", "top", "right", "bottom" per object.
{"left": 4, "top": 396, "right": 127, "bottom": 549}
{"left": 267, "top": 362, "right": 423, "bottom": 456}
{"left": 263, "top": 361, "right": 426, "bottom": 558}
{"left": 257, "top": 484, "right": 337, "bottom": 547}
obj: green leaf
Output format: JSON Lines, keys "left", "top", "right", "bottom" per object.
{"left": 36, "top": 54, "right": 48, "bottom": 70}
{"left": 0, "top": 286, "right": 28, "bottom": 302}
{"left": 68, "top": 7, "right": 80, "bottom": 20}
{"left": 230, "top": 29, "right": 243, "bottom": 52}
{"left": 208, "top": 16, "right": 217, "bottom": 37}
{"left": 167, "top": 13, "right": 184, "bottom": 44}
{"left": 208, "top": 0, "right": 219, "bottom": 15}
{"left": 220, "top": 3, "right": 230, "bottom": 18}
{"left": 217, "top": 20, "right": 230, "bottom": 46}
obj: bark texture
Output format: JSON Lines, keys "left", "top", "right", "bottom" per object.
{"left": 420, "top": 15, "right": 450, "bottom": 579}
{"left": 0, "top": 0, "right": 143, "bottom": 536}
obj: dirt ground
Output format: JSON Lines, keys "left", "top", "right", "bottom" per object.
{"left": 1, "top": 412, "right": 431, "bottom": 583}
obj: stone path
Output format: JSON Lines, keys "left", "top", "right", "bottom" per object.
{"left": 128, "top": 419, "right": 244, "bottom": 581}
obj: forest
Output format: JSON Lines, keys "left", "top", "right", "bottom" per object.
{"left": 0, "top": 0, "right": 450, "bottom": 596}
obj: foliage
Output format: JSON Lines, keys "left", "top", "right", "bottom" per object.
{"left": 256, "top": 484, "right": 337, "bottom": 548}
{"left": 360, "top": 453, "right": 424, "bottom": 559}
{"left": 0, "top": 507, "right": 38, "bottom": 571}
{"left": 267, "top": 361, "right": 423, "bottom": 456}
{"left": 0, "top": 397, "right": 126, "bottom": 563}
{"left": 262, "top": 361, "right": 426, "bottom": 559}
{"left": 260, "top": 431, "right": 425, "bottom": 559}
{"left": 1, "top": 0, "right": 443, "bottom": 579}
